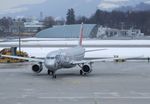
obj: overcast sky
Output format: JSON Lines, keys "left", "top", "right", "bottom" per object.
{"left": 0, "top": 0, "right": 150, "bottom": 18}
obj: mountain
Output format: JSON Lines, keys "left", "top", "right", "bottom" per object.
{"left": 115, "top": 2, "right": 150, "bottom": 12}
{"left": 0, "top": 0, "right": 100, "bottom": 18}
{"left": 134, "top": 2, "right": 150, "bottom": 11}
{"left": 1, "top": 1, "right": 150, "bottom": 18}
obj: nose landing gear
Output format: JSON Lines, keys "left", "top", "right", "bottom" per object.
{"left": 47, "top": 70, "right": 56, "bottom": 78}
{"left": 47, "top": 70, "right": 52, "bottom": 75}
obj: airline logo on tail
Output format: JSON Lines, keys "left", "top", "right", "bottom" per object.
{"left": 79, "top": 23, "right": 84, "bottom": 46}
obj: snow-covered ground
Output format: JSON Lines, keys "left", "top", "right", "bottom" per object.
{"left": 18, "top": 47, "right": 150, "bottom": 58}
{"left": 1, "top": 39, "right": 150, "bottom": 47}
{"left": 0, "top": 38, "right": 150, "bottom": 58}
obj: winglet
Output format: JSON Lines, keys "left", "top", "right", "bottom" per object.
{"left": 79, "top": 22, "right": 84, "bottom": 46}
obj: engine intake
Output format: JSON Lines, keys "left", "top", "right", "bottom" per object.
{"left": 32, "top": 64, "right": 43, "bottom": 73}
{"left": 81, "top": 64, "right": 92, "bottom": 74}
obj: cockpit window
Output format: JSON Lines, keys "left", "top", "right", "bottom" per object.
{"left": 47, "top": 57, "right": 55, "bottom": 59}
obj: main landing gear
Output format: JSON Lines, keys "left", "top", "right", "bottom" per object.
{"left": 80, "top": 70, "right": 87, "bottom": 76}
{"left": 80, "top": 70, "right": 83, "bottom": 75}
{"left": 47, "top": 70, "right": 56, "bottom": 78}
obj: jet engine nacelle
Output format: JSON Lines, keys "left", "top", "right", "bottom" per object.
{"left": 32, "top": 64, "right": 43, "bottom": 73}
{"left": 81, "top": 64, "right": 92, "bottom": 74}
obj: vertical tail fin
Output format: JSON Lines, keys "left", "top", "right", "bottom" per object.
{"left": 79, "top": 23, "right": 84, "bottom": 46}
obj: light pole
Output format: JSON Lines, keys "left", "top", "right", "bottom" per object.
{"left": 18, "top": 21, "right": 21, "bottom": 54}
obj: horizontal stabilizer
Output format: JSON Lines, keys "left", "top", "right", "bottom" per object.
{"left": 85, "top": 49, "right": 107, "bottom": 52}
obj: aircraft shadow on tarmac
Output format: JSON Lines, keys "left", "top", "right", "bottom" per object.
{"left": 1, "top": 63, "right": 142, "bottom": 79}
{"left": 20, "top": 70, "right": 140, "bottom": 80}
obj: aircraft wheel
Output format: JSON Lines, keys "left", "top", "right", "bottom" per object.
{"left": 47, "top": 70, "right": 51, "bottom": 75}
{"left": 83, "top": 73, "right": 87, "bottom": 75}
{"left": 80, "top": 70, "right": 83, "bottom": 75}
{"left": 52, "top": 71, "right": 56, "bottom": 78}
{"left": 53, "top": 75, "right": 56, "bottom": 78}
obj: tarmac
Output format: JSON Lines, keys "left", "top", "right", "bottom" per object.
{"left": 0, "top": 61, "right": 150, "bottom": 104}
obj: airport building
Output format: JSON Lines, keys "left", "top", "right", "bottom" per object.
{"left": 36, "top": 24, "right": 96, "bottom": 38}
{"left": 0, "top": 18, "right": 45, "bottom": 36}
{"left": 24, "top": 20, "right": 44, "bottom": 33}
{"left": 36, "top": 24, "right": 144, "bottom": 38}
{"left": 96, "top": 26, "right": 144, "bottom": 39}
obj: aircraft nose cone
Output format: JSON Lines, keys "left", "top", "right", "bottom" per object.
{"left": 44, "top": 59, "right": 56, "bottom": 70}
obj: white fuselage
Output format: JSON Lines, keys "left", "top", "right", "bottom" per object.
{"left": 44, "top": 46, "right": 85, "bottom": 71}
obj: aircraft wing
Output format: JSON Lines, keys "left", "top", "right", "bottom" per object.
{"left": 0, "top": 55, "right": 44, "bottom": 63}
{"left": 113, "top": 55, "right": 144, "bottom": 60}
{"left": 71, "top": 55, "right": 144, "bottom": 65}
{"left": 71, "top": 58, "right": 113, "bottom": 64}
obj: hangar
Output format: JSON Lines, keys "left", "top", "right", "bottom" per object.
{"left": 36, "top": 24, "right": 96, "bottom": 38}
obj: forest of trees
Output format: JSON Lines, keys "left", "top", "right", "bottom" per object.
{"left": 0, "top": 8, "right": 150, "bottom": 35}
{"left": 66, "top": 9, "right": 150, "bottom": 35}
{"left": 66, "top": 8, "right": 75, "bottom": 25}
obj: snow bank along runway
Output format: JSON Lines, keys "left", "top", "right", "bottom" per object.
{"left": 1, "top": 39, "right": 150, "bottom": 58}
{"left": 0, "top": 61, "right": 150, "bottom": 104}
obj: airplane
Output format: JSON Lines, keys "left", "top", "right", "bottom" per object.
{"left": 0, "top": 23, "right": 112, "bottom": 78}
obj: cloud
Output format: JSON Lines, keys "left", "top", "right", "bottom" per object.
{"left": 98, "top": 0, "right": 129, "bottom": 10}
{"left": 85, "top": 0, "right": 93, "bottom": 3}
{"left": 0, "top": 0, "right": 47, "bottom": 14}
{"left": 98, "top": 2, "right": 120, "bottom": 10}
{"left": 0, "top": 7, "right": 28, "bottom": 15}
{"left": 144, "top": 0, "right": 150, "bottom": 4}
{"left": 98, "top": 0, "right": 150, "bottom": 10}
{"left": 103, "top": 0, "right": 129, "bottom": 3}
